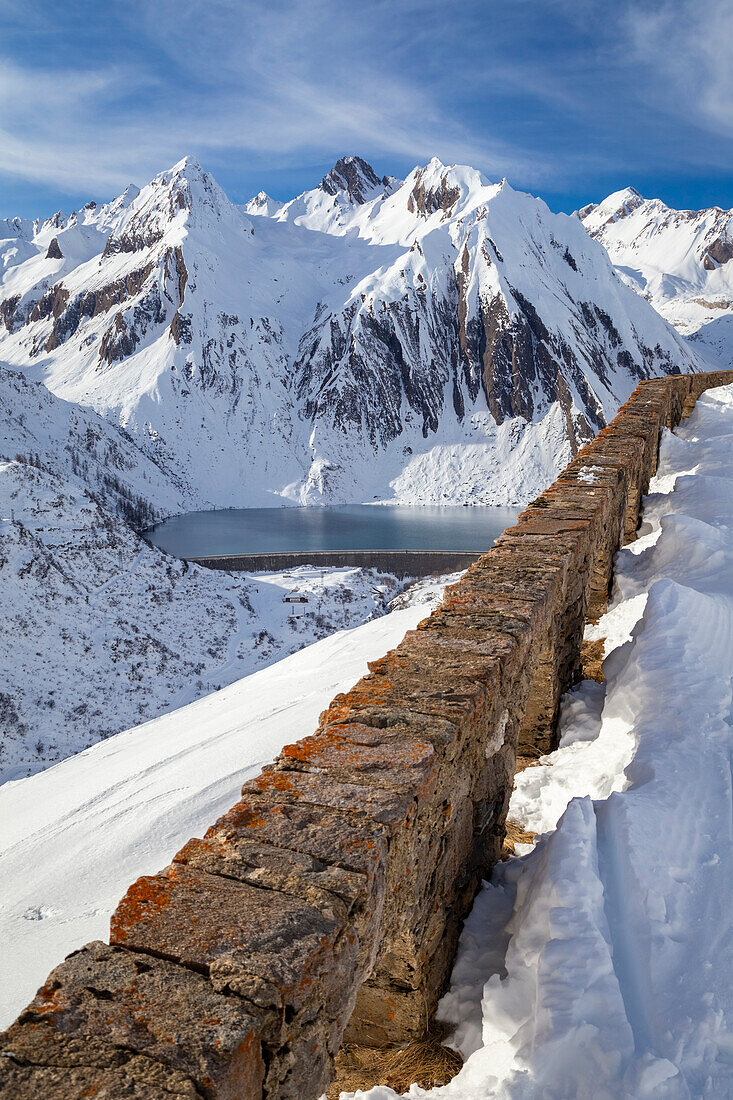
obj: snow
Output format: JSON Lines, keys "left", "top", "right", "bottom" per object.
{"left": 347, "top": 385, "right": 733, "bottom": 1098}
{"left": 1, "top": 354, "right": 444, "bottom": 783}
{"left": 0, "top": 573, "right": 453, "bottom": 1030}
{"left": 579, "top": 190, "right": 733, "bottom": 369}
{"left": 0, "top": 449, "right": 413, "bottom": 783}
{"left": 0, "top": 155, "right": 698, "bottom": 513}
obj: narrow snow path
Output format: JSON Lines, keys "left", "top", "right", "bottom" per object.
{"left": 0, "top": 595, "right": 443, "bottom": 1028}
{"left": 89, "top": 546, "right": 147, "bottom": 597}
{"left": 352, "top": 385, "right": 733, "bottom": 1100}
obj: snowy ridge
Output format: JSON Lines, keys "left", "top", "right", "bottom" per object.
{"left": 0, "top": 360, "right": 191, "bottom": 524}
{"left": 579, "top": 189, "right": 733, "bottom": 371}
{"left": 351, "top": 385, "right": 733, "bottom": 1099}
{"left": 0, "top": 155, "right": 699, "bottom": 511}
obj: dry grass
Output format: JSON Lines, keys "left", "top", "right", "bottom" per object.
{"left": 581, "top": 637, "right": 605, "bottom": 683}
{"left": 514, "top": 752, "right": 543, "bottom": 774}
{"left": 327, "top": 1024, "right": 463, "bottom": 1098}
{"left": 501, "top": 818, "right": 537, "bottom": 859}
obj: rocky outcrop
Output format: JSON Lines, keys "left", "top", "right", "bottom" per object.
{"left": 45, "top": 238, "right": 63, "bottom": 260}
{"left": 702, "top": 233, "right": 733, "bottom": 270}
{"left": 4, "top": 369, "right": 731, "bottom": 1099}
{"left": 318, "top": 156, "right": 392, "bottom": 204}
{"left": 407, "top": 169, "right": 461, "bottom": 217}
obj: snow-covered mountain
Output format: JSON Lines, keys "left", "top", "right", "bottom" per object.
{"left": 0, "top": 155, "right": 699, "bottom": 510}
{"left": 579, "top": 188, "right": 733, "bottom": 370}
{"left": 0, "top": 361, "right": 191, "bottom": 527}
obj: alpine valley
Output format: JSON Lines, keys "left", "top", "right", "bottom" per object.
{"left": 0, "top": 154, "right": 716, "bottom": 780}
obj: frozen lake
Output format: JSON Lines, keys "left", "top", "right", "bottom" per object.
{"left": 143, "top": 504, "right": 520, "bottom": 559}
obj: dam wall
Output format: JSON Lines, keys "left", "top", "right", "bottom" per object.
{"left": 189, "top": 549, "right": 483, "bottom": 578}
{"left": 3, "top": 370, "right": 732, "bottom": 1100}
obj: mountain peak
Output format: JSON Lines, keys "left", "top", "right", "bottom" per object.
{"left": 594, "top": 186, "right": 647, "bottom": 222}
{"left": 405, "top": 159, "right": 489, "bottom": 219}
{"left": 318, "top": 155, "right": 390, "bottom": 204}
{"left": 245, "top": 191, "right": 284, "bottom": 217}
{"left": 147, "top": 157, "right": 235, "bottom": 220}
{"left": 169, "top": 154, "right": 205, "bottom": 178}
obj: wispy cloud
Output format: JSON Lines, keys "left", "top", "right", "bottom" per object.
{"left": 0, "top": 0, "right": 731, "bottom": 214}
{"left": 0, "top": 0, "right": 548, "bottom": 196}
{"left": 623, "top": 0, "right": 733, "bottom": 140}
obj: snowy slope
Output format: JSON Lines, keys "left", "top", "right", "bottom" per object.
{"left": 0, "top": 366, "right": 414, "bottom": 782}
{"left": 0, "top": 575, "right": 451, "bottom": 1030}
{"left": 0, "top": 156, "right": 700, "bottom": 510}
{"left": 579, "top": 189, "right": 733, "bottom": 370}
{"left": 0, "top": 360, "right": 191, "bottom": 525}
{"left": 0, "top": 452, "right": 405, "bottom": 783}
{"left": 355, "top": 385, "right": 733, "bottom": 1099}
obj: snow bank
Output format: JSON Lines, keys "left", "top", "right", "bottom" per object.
{"left": 351, "top": 387, "right": 733, "bottom": 1097}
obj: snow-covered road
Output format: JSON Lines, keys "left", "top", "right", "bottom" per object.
{"left": 355, "top": 386, "right": 733, "bottom": 1098}
{"left": 0, "top": 584, "right": 447, "bottom": 1028}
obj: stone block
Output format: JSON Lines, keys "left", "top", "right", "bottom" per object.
{"left": 0, "top": 1020, "right": 199, "bottom": 1099}
{"left": 203, "top": 797, "right": 387, "bottom": 885}
{"left": 109, "top": 862, "right": 363, "bottom": 1097}
{"left": 110, "top": 863, "right": 354, "bottom": 1021}
{"left": 5, "top": 941, "right": 264, "bottom": 1100}
{"left": 243, "top": 769, "right": 413, "bottom": 826}
{"left": 278, "top": 722, "right": 438, "bottom": 797}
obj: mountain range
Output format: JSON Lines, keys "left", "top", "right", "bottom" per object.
{"left": 0, "top": 155, "right": 703, "bottom": 513}
{"left": 579, "top": 186, "right": 733, "bottom": 373}
{"left": 2, "top": 153, "right": 730, "bottom": 779}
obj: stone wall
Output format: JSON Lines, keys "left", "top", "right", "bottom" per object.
{"left": 3, "top": 370, "right": 732, "bottom": 1100}
{"left": 190, "top": 550, "right": 483, "bottom": 578}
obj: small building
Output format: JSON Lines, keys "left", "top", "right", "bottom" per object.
{"left": 282, "top": 591, "right": 309, "bottom": 618}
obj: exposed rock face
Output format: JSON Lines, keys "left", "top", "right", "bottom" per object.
{"left": 318, "top": 155, "right": 392, "bottom": 204}
{"left": 407, "top": 160, "right": 462, "bottom": 217}
{"left": 4, "top": 371, "right": 731, "bottom": 1100}
{"left": 702, "top": 233, "right": 733, "bottom": 270}
{"left": 45, "top": 237, "right": 63, "bottom": 260}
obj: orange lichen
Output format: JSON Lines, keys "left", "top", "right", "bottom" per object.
{"left": 110, "top": 870, "right": 174, "bottom": 941}
{"left": 252, "top": 772, "right": 294, "bottom": 794}
{"left": 205, "top": 802, "right": 267, "bottom": 835}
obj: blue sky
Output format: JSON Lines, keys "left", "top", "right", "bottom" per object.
{"left": 1, "top": 0, "right": 731, "bottom": 220}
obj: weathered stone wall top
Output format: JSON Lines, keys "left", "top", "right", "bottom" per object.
{"left": 3, "top": 370, "right": 732, "bottom": 1100}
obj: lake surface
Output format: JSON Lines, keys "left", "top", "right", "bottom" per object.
{"left": 143, "top": 504, "right": 520, "bottom": 559}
